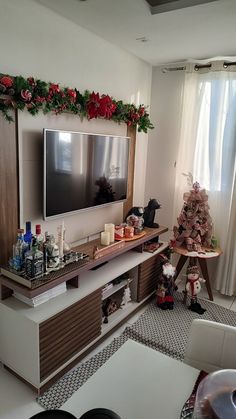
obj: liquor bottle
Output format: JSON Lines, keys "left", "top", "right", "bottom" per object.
{"left": 43, "top": 231, "right": 50, "bottom": 273}
{"left": 24, "top": 221, "right": 32, "bottom": 248}
{"left": 46, "top": 235, "right": 60, "bottom": 270}
{"left": 12, "top": 229, "right": 25, "bottom": 271}
{"left": 25, "top": 237, "right": 44, "bottom": 279}
{"left": 35, "top": 224, "right": 44, "bottom": 250}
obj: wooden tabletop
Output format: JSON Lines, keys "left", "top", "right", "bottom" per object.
{"left": 173, "top": 246, "right": 222, "bottom": 259}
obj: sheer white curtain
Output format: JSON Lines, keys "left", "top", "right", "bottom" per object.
{"left": 173, "top": 62, "right": 236, "bottom": 295}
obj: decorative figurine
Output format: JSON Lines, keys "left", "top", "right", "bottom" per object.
{"left": 185, "top": 265, "right": 206, "bottom": 314}
{"left": 125, "top": 206, "right": 144, "bottom": 234}
{"left": 143, "top": 198, "right": 161, "bottom": 228}
{"left": 156, "top": 262, "right": 176, "bottom": 310}
{"left": 121, "top": 280, "right": 132, "bottom": 307}
{"left": 102, "top": 298, "right": 117, "bottom": 324}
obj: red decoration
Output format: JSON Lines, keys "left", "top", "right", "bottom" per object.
{"left": 98, "top": 95, "right": 116, "bottom": 119}
{"left": 86, "top": 92, "right": 117, "bottom": 119}
{"left": 0, "top": 73, "right": 154, "bottom": 132}
{"left": 49, "top": 83, "right": 60, "bottom": 94}
{"left": 27, "top": 77, "right": 36, "bottom": 87}
{"left": 21, "top": 89, "right": 32, "bottom": 102}
{"left": 67, "top": 88, "right": 77, "bottom": 102}
{"left": 35, "top": 96, "right": 45, "bottom": 103}
{"left": 139, "top": 106, "right": 145, "bottom": 117}
{"left": 86, "top": 92, "right": 100, "bottom": 119}
{"left": 0, "top": 76, "right": 13, "bottom": 88}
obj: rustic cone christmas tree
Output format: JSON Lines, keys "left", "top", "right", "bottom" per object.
{"left": 173, "top": 182, "right": 213, "bottom": 252}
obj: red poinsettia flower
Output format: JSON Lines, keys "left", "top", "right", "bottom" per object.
{"left": 21, "top": 89, "right": 32, "bottom": 102}
{"left": 99, "top": 95, "right": 116, "bottom": 119}
{"left": 67, "top": 89, "right": 77, "bottom": 102}
{"left": 86, "top": 92, "right": 100, "bottom": 119}
{"left": 0, "top": 76, "right": 13, "bottom": 88}
{"left": 49, "top": 83, "right": 60, "bottom": 94}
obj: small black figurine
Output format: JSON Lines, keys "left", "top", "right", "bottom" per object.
{"left": 143, "top": 198, "right": 161, "bottom": 228}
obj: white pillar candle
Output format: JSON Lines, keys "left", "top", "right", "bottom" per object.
{"left": 101, "top": 231, "right": 110, "bottom": 246}
{"left": 104, "top": 223, "right": 115, "bottom": 243}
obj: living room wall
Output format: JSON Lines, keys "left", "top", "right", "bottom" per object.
{"left": 145, "top": 66, "right": 185, "bottom": 240}
{"left": 0, "top": 0, "right": 152, "bottom": 244}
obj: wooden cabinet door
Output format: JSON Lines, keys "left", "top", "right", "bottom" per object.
{"left": 137, "top": 255, "right": 162, "bottom": 302}
{"left": 39, "top": 289, "right": 102, "bottom": 381}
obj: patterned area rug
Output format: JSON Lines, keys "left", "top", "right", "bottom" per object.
{"left": 37, "top": 292, "right": 236, "bottom": 409}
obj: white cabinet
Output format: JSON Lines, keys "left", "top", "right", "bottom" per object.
{"left": 0, "top": 241, "right": 168, "bottom": 392}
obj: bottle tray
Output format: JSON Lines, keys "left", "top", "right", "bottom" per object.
{"left": 1, "top": 252, "right": 89, "bottom": 289}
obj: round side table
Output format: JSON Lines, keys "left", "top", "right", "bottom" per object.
{"left": 173, "top": 246, "right": 222, "bottom": 302}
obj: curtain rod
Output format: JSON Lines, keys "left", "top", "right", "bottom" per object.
{"left": 162, "top": 61, "right": 236, "bottom": 73}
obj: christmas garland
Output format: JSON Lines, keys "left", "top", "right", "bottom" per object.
{"left": 0, "top": 74, "right": 154, "bottom": 133}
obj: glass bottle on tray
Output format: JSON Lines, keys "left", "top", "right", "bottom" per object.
{"left": 25, "top": 237, "right": 44, "bottom": 279}
{"left": 24, "top": 221, "right": 32, "bottom": 249}
{"left": 45, "top": 234, "right": 60, "bottom": 271}
{"left": 35, "top": 224, "right": 44, "bottom": 250}
{"left": 12, "top": 229, "right": 26, "bottom": 271}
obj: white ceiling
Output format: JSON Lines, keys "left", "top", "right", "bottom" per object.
{"left": 36, "top": 0, "right": 236, "bottom": 66}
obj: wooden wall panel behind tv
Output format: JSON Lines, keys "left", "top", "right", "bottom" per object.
{"left": 123, "top": 125, "right": 136, "bottom": 218}
{"left": 0, "top": 110, "right": 19, "bottom": 266}
{"left": 0, "top": 112, "right": 134, "bottom": 266}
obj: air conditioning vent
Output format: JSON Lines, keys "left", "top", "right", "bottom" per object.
{"left": 145, "top": 0, "right": 218, "bottom": 14}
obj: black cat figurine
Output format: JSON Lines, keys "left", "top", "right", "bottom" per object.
{"left": 143, "top": 198, "right": 161, "bottom": 228}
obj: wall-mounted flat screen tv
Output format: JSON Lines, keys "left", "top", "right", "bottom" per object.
{"left": 44, "top": 129, "right": 130, "bottom": 220}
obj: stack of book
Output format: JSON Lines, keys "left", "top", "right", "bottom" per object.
{"left": 102, "top": 283, "right": 114, "bottom": 299}
{"left": 13, "top": 282, "right": 67, "bottom": 307}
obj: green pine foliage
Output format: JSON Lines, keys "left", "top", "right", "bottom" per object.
{"left": 0, "top": 73, "right": 154, "bottom": 133}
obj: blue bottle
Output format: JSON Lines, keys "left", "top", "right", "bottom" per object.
{"left": 12, "top": 229, "right": 25, "bottom": 271}
{"left": 24, "top": 221, "right": 32, "bottom": 248}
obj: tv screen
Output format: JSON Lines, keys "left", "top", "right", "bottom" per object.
{"left": 44, "top": 129, "right": 130, "bottom": 219}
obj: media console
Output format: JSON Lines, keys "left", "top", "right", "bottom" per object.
{"left": 0, "top": 226, "right": 168, "bottom": 393}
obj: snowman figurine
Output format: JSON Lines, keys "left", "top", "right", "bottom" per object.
{"left": 121, "top": 280, "right": 132, "bottom": 307}
{"left": 185, "top": 265, "right": 206, "bottom": 314}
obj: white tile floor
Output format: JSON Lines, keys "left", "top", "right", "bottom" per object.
{"left": 0, "top": 291, "right": 235, "bottom": 419}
